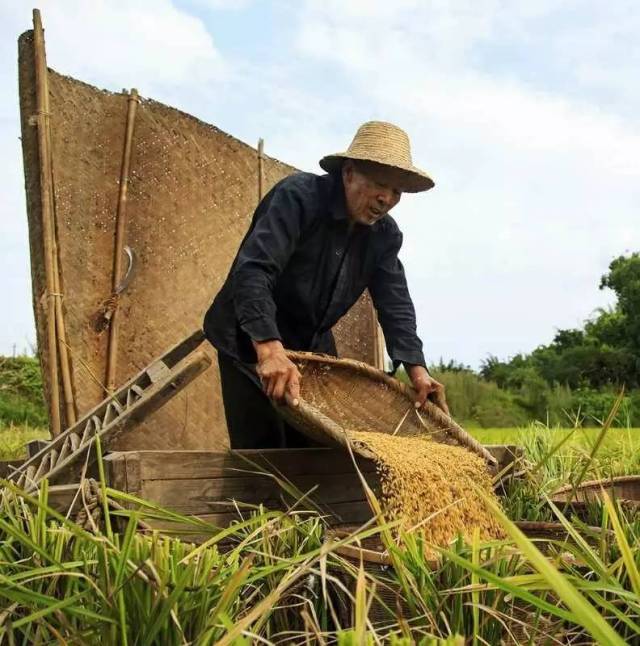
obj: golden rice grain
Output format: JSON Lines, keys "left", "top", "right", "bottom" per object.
{"left": 350, "top": 430, "right": 505, "bottom": 550}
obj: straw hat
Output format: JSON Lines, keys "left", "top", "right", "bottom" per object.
{"left": 319, "top": 121, "right": 434, "bottom": 193}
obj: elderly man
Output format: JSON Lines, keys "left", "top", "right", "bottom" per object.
{"left": 204, "top": 121, "right": 448, "bottom": 448}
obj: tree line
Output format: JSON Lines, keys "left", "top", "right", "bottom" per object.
{"left": 429, "top": 252, "right": 640, "bottom": 427}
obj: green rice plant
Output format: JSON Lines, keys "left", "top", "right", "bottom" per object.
{"left": 331, "top": 408, "right": 640, "bottom": 642}
{"left": 3, "top": 477, "right": 486, "bottom": 644}
{"left": 475, "top": 487, "right": 627, "bottom": 644}
{"left": 389, "top": 532, "right": 538, "bottom": 643}
{"left": 336, "top": 632, "right": 464, "bottom": 645}
{"left": 0, "top": 479, "right": 333, "bottom": 644}
{"left": 5, "top": 398, "right": 640, "bottom": 643}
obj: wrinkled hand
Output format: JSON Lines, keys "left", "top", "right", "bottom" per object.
{"left": 407, "top": 365, "right": 449, "bottom": 415}
{"left": 253, "top": 340, "right": 301, "bottom": 407}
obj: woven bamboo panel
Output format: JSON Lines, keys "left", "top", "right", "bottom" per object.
{"left": 18, "top": 29, "right": 381, "bottom": 450}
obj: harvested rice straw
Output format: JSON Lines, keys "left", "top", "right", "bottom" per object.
{"left": 350, "top": 431, "right": 505, "bottom": 552}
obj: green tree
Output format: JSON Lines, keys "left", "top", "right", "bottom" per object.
{"left": 600, "top": 252, "right": 640, "bottom": 355}
{"left": 585, "top": 307, "right": 627, "bottom": 348}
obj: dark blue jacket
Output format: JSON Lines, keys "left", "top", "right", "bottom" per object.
{"left": 203, "top": 171, "right": 426, "bottom": 369}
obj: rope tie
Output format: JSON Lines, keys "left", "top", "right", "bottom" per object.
{"left": 73, "top": 478, "right": 152, "bottom": 533}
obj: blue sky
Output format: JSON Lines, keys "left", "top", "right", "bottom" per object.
{"left": 1, "top": 0, "right": 638, "bottom": 367}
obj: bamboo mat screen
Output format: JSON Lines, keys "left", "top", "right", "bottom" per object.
{"left": 18, "top": 30, "right": 382, "bottom": 450}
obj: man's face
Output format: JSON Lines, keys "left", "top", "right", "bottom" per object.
{"left": 342, "top": 160, "right": 403, "bottom": 226}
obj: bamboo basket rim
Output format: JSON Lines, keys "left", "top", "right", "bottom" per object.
{"left": 514, "top": 520, "right": 608, "bottom": 536}
{"left": 552, "top": 474, "right": 640, "bottom": 496}
{"left": 286, "top": 351, "right": 498, "bottom": 467}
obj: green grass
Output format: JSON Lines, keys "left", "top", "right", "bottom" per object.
{"left": 470, "top": 424, "right": 640, "bottom": 448}
{"left": 4, "top": 405, "right": 640, "bottom": 640}
{"left": 0, "top": 424, "right": 50, "bottom": 461}
{"left": 2, "top": 440, "right": 640, "bottom": 643}
{"left": 0, "top": 355, "right": 48, "bottom": 428}
{"left": 0, "top": 354, "right": 51, "bottom": 462}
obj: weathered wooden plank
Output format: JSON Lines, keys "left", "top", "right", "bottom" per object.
{"left": 48, "top": 483, "right": 82, "bottom": 514}
{"left": 139, "top": 471, "right": 377, "bottom": 515}
{"left": 321, "top": 500, "right": 373, "bottom": 525}
{"left": 105, "top": 445, "right": 517, "bottom": 485}
{"left": 100, "top": 445, "right": 521, "bottom": 536}
{"left": 105, "top": 453, "right": 128, "bottom": 493}
{"left": 125, "top": 453, "right": 142, "bottom": 497}
{"left": 195, "top": 498, "right": 374, "bottom": 525}
{"left": 27, "top": 440, "right": 49, "bottom": 458}
{"left": 104, "top": 448, "right": 376, "bottom": 482}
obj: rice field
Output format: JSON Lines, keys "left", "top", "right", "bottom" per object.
{"left": 0, "top": 423, "right": 49, "bottom": 460}
{"left": 3, "top": 420, "right": 640, "bottom": 642}
{"left": 471, "top": 424, "right": 640, "bottom": 448}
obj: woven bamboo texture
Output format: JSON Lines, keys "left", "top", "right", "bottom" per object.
{"left": 281, "top": 352, "right": 497, "bottom": 466}
{"left": 18, "top": 29, "right": 382, "bottom": 450}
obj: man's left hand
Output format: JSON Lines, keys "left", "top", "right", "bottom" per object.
{"left": 406, "top": 365, "right": 449, "bottom": 415}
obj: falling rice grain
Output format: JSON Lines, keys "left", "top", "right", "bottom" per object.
{"left": 350, "top": 430, "right": 505, "bottom": 553}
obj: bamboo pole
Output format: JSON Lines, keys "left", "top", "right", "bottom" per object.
{"left": 105, "top": 89, "right": 139, "bottom": 393}
{"left": 32, "top": 9, "right": 61, "bottom": 436}
{"left": 373, "top": 321, "right": 386, "bottom": 371}
{"left": 257, "top": 137, "right": 264, "bottom": 201}
{"left": 52, "top": 224, "right": 77, "bottom": 425}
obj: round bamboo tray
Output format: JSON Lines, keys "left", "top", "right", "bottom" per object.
{"left": 514, "top": 520, "right": 607, "bottom": 542}
{"left": 281, "top": 351, "right": 497, "bottom": 467}
{"left": 551, "top": 475, "right": 640, "bottom": 505}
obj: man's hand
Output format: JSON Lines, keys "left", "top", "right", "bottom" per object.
{"left": 406, "top": 365, "right": 449, "bottom": 415}
{"left": 253, "top": 340, "right": 301, "bottom": 407}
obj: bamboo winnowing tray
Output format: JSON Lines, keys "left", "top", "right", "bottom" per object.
{"left": 281, "top": 352, "right": 498, "bottom": 467}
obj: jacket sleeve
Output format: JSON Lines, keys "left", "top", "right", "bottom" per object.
{"left": 232, "top": 181, "right": 305, "bottom": 343}
{"left": 368, "top": 228, "right": 427, "bottom": 370}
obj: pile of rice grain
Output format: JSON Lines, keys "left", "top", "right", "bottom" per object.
{"left": 351, "top": 430, "right": 505, "bottom": 549}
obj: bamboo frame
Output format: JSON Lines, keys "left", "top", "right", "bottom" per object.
{"left": 32, "top": 9, "right": 61, "bottom": 436}
{"left": 552, "top": 474, "right": 640, "bottom": 503}
{"left": 106, "top": 88, "right": 140, "bottom": 393}
{"left": 372, "top": 321, "right": 386, "bottom": 371}
{"left": 52, "top": 226, "right": 76, "bottom": 426}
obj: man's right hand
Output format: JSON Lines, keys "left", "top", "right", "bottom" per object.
{"left": 253, "top": 339, "right": 301, "bottom": 407}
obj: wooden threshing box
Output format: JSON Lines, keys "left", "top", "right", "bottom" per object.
{"left": 105, "top": 448, "right": 378, "bottom": 534}
{"left": 101, "top": 444, "right": 520, "bottom": 534}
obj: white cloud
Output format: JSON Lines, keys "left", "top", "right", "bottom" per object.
{"left": 1, "top": 0, "right": 638, "bottom": 367}
{"left": 33, "top": 0, "right": 225, "bottom": 98}
{"left": 288, "top": 0, "right": 639, "bottom": 365}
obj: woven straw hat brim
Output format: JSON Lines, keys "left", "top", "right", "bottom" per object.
{"left": 319, "top": 153, "right": 434, "bottom": 193}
